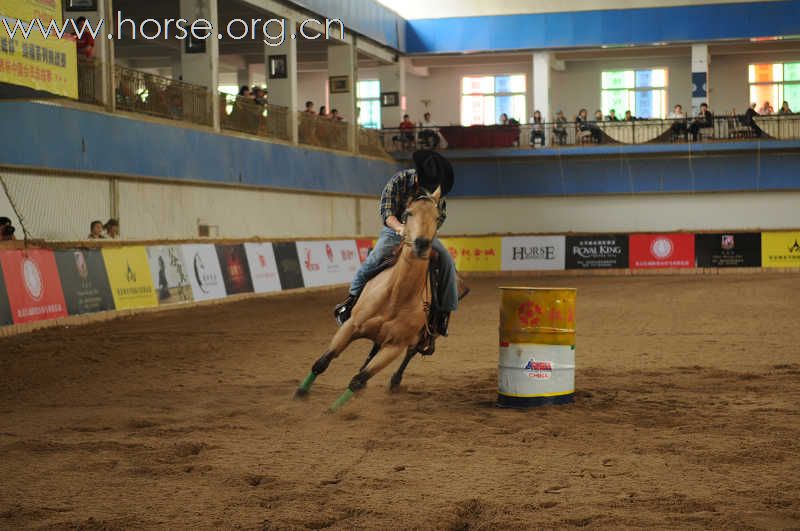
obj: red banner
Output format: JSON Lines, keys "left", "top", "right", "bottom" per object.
{"left": 629, "top": 233, "right": 695, "bottom": 269}
{"left": 0, "top": 249, "right": 68, "bottom": 324}
{"left": 356, "top": 239, "right": 374, "bottom": 263}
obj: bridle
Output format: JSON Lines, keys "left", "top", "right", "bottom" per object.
{"left": 400, "top": 192, "right": 441, "bottom": 251}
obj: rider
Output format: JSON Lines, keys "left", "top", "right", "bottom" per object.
{"left": 334, "top": 150, "right": 458, "bottom": 337}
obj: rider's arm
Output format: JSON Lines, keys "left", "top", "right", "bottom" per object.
{"left": 385, "top": 215, "right": 404, "bottom": 235}
{"left": 379, "top": 172, "right": 406, "bottom": 234}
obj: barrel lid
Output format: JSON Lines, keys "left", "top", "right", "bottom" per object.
{"left": 499, "top": 286, "right": 577, "bottom": 291}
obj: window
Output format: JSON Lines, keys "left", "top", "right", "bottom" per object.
{"left": 461, "top": 75, "right": 526, "bottom": 126}
{"left": 357, "top": 80, "right": 381, "bottom": 129}
{"left": 601, "top": 69, "right": 667, "bottom": 119}
{"left": 749, "top": 63, "right": 800, "bottom": 110}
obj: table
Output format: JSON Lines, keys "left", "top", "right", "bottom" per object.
{"left": 600, "top": 120, "right": 673, "bottom": 144}
{"left": 754, "top": 115, "right": 800, "bottom": 139}
{"left": 439, "top": 125, "right": 520, "bottom": 149}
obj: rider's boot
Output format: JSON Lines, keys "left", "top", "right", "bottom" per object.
{"left": 434, "top": 311, "right": 451, "bottom": 337}
{"left": 334, "top": 294, "right": 357, "bottom": 326}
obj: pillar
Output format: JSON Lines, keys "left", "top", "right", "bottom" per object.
{"left": 64, "top": 0, "right": 114, "bottom": 109}
{"left": 264, "top": 17, "right": 298, "bottom": 143}
{"left": 691, "top": 44, "right": 709, "bottom": 115}
{"left": 532, "top": 52, "right": 552, "bottom": 123}
{"left": 327, "top": 40, "right": 358, "bottom": 151}
{"left": 179, "top": 0, "right": 220, "bottom": 130}
{"left": 378, "top": 60, "right": 406, "bottom": 128}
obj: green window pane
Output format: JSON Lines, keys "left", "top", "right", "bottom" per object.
{"left": 784, "top": 84, "right": 800, "bottom": 110}
{"left": 357, "top": 80, "right": 380, "bottom": 99}
{"left": 602, "top": 89, "right": 631, "bottom": 116}
{"left": 784, "top": 63, "right": 800, "bottom": 82}
{"left": 602, "top": 70, "right": 634, "bottom": 89}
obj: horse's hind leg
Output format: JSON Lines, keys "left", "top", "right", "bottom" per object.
{"left": 389, "top": 348, "right": 417, "bottom": 392}
{"left": 295, "top": 322, "right": 358, "bottom": 398}
{"left": 329, "top": 343, "right": 405, "bottom": 412}
{"left": 359, "top": 343, "right": 381, "bottom": 371}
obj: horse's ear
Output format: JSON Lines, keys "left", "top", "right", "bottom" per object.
{"left": 431, "top": 185, "right": 442, "bottom": 201}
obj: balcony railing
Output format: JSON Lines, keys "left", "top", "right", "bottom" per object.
{"left": 114, "top": 65, "right": 212, "bottom": 127}
{"left": 380, "top": 114, "right": 800, "bottom": 152}
{"left": 77, "top": 57, "right": 102, "bottom": 105}
{"left": 298, "top": 111, "right": 351, "bottom": 152}
{"left": 358, "top": 127, "right": 390, "bottom": 158}
{"left": 219, "top": 93, "right": 291, "bottom": 142}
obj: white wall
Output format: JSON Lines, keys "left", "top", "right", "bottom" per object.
{"left": 297, "top": 71, "right": 328, "bottom": 112}
{"left": 444, "top": 192, "right": 800, "bottom": 235}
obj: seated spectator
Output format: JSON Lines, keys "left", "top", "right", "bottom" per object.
{"left": 0, "top": 216, "right": 16, "bottom": 241}
{"left": 742, "top": 102, "right": 764, "bottom": 137}
{"left": 88, "top": 220, "right": 104, "bottom": 239}
{"left": 688, "top": 103, "right": 713, "bottom": 141}
{"left": 779, "top": 101, "right": 792, "bottom": 114}
{"left": 72, "top": 17, "right": 95, "bottom": 59}
{"left": 419, "top": 112, "right": 440, "bottom": 149}
{"left": 318, "top": 105, "right": 327, "bottom": 118}
{"left": 330, "top": 108, "right": 342, "bottom": 121}
{"left": 303, "top": 101, "right": 315, "bottom": 114}
{"left": 759, "top": 101, "right": 774, "bottom": 115}
{"left": 529, "top": 110, "right": 545, "bottom": 146}
{"left": 669, "top": 104, "right": 688, "bottom": 140}
{"left": 576, "top": 108, "right": 602, "bottom": 143}
{"left": 398, "top": 114, "right": 415, "bottom": 149}
{"left": 104, "top": 218, "right": 120, "bottom": 239}
{"left": 252, "top": 87, "right": 267, "bottom": 105}
{"left": 499, "top": 113, "right": 509, "bottom": 125}
{"left": 553, "top": 110, "right": 568, "bottom": 145}
{"left": 594, "top": 110, "right": 604, "bottom": 122}
{"left": 606, "top": 109, "right": 619, "bottom": 121}
{"left": 623, "top": 110, "right": 635, "bottom": 122}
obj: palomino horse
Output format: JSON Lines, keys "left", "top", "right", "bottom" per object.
{"left": 295, "top": 187, "right": 445, "bottom": 411}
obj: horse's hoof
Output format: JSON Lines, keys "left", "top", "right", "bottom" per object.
{"left": 294, "top": 388, "right": 309, "bottom": 399}
{"left": 389, "top": 380, "right": 402, "bottom": 392}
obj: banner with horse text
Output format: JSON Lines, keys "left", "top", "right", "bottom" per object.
{"left": 761, "top": 231, "right": 800, "bottom": 268}
{"left": 101, "top": 247, "right": 158, "bottom": 310}
{"left": 440, "top": 237, "right": 502, "bottom": 272}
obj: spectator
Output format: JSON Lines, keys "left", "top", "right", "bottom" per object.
{"left": 779, "top": 101, "right": 792, "bottom": 114}
{"left": 743, "top": 102, "right": 764, "bottom": 137}
{"left": 623, "top": 110, "right": 634, "bottom": 122}
{"left": 304, "top": 101, "right": 315, "bottom": 114}
{"left": 594, "top": 110, "right": 604, "bottom": 122}
{"left": 104, "top": 218, "right": 120, "bottom": 239}
{"left": 529, "top": 110, "right": 545, "bottom": 146}
{"left": 419, "top": 112, "right": 439, "bottom": 149}
{"left": 398, "top": 114, "right": 415, "bottom": 149}
{"left": 318, "top": 105, "right": 327, "bottom": 117}
{"left": 0, "top": 216, "right": 16, "bottom": 241}
{"left": 553, "top": 110, "right": 568, "bottom": 145}
{"left": 688, "top": 102, "right": 713, "bottom": 141}
{"left": 577, "top": 108, "right": 602, "bottom": 143}
{"left": 237, "top": 85, "right": 252, "bottom": 100}
{"left": 72, "top": 17, "right": 95, "bottom": 59}
{"left": 669, "top": 104, "right": 688, "bottom": 140}
{"left": 330, "top": 108, "right": 342, "bottom": 121}
{"left": 759, "top": 101, "right": 774, "bottom": 115}
{"left": 88, "top": 220, "right": 104, "bottom": 239}
{"left": 252, "top": 87, "right": 267, "bottom": 105}
{"left": 499, "top": 113, "right": 509, "bottom": 125}
{"left": 607, "top": 109, "right": 619, "bottom": 121}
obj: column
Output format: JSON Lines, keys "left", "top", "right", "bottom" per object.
{"left": 691, "top": 44, "right": 709, "bottom": 115}
{"left": 532, "top": 52, "right": 551, "bottom": 122}
{"left": 179, "top": 0, "right": 220, "bottom": 130}
{"left": 327, "top": 40, "right": 358, "bottom": 151}
{"left": 378, "top": 60, "right": 406, "bottom": 128}
{"left": 64, "top": 0, "right": 114, "bottom": 109}
{"left": 264, "top": 17, "right": 298, "bottom": 143}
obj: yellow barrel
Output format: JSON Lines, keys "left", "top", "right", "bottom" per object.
{"left": 498, "top": 287, "right": 576, "bottom": 407}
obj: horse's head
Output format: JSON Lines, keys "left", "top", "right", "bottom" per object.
{"left": 402, "top": 186, "right": 442, "bottom": 259}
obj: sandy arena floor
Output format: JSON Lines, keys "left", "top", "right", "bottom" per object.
{"left": 1, "top": 274, "right": 799, "bottom": 530}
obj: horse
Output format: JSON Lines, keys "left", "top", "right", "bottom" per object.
{"left": 294, "top": 187, "right": 447, "bottom": 412}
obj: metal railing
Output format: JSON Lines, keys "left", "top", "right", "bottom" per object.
{"left": 114, "top": 65, "right": 212, "bottom": 126}
{"left": 298, "top": 111, "right": 351, "bottom": 152}
{"left": 380, "top": 114, "right": 800, "bottom": 151}
{"left": 219, "top": 93, "right": 291, "bottom": 142}
{"left": 77, "top": 57, "right": 102, "bottom": 105}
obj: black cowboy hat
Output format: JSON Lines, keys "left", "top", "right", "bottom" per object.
{"left": 412, "top": 150, "right": 454, "bottom": 196}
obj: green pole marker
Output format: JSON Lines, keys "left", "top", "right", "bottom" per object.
{"left": 298, "top": 372, "right": 316, "bottom": 393}
{"left": 329, "top": 388, "right": 355, "bottom": 412}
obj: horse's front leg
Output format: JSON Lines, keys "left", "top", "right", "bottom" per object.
{"left": 389, "top": 348, "right": 417, "bottom": 392}
{"left": 295, "top": 321, "right": 358, "bottom": 398}
{"left": 329, "top": 343, "right": 406, "bottom": 412}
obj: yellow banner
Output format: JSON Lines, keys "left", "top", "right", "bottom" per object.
{"left": 0, "top": 0, "right": 62, "bottom": 25}
{"left": 761, "top": 231, "right": 800, "bottom": 268}
{"left": 102, "top": 247, "right": 159, "bottom": 310}
{"left": 439, "top": 237, "right": 502, "bottom": 272}
{"left": 0, "top": 31, "right": 78, "bottom": 98}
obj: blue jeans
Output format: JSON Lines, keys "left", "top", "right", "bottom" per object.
{"left": 349, "top": 227, "right": 458, "bottom": 312}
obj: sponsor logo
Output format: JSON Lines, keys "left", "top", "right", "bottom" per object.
{"left": 73, "top": 251, "right": 89, "bottom": 280}
{"left": 304, "top": 249, "right": 320, "bottom": 271}
{"left": 125, "top": 260, "right": 137, "bottom": 283}
{"left": 340, "top": 249, "right": 355, "bottom": 262}
{"left": 192, "top": 253, "right": 218, "bottom": 293}
{"left": 524, "top": 358, "right": 553, "bottom": 379}
{"left": 649, "top": 237, "right": 673, "bottom": 259}
{"left": 517, "top": 301, "right": 543, "bottom": 326}
{"left": 258, "top": 254, "right": 267, "bottom": 268}
{"left": 571, "top": 240, "right": 622, "bottom": 258}
{"left": 325, "top": 244, "right": 334, "bottom": 263}
{"left": 721, "top": 234, "right": 735, "bottom": 250}
{"left": 512, "top": 246, "right": 555, "bottom": 261}
{"left": 790, "top": 239, "right": 800, "bottom": 253}
{"left": 22, "top": 257, "right": 44, "bottom": 301}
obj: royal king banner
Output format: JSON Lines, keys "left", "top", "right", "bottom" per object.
{"left": 0, "top": 0, "right": 78, "bottom": 98}
{"left": 761, "top": 231, "right": 800, "bottom": 268}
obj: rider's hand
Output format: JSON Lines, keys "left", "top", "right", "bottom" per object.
{"left": 395, "top": 224, "right": 405, "bottom": 238}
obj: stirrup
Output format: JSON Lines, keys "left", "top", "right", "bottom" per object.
{"left": 334, "top": 295, "right": 356, "bottom": 326}
{"left": 416, "top": 331, "right": 436, "bottom": 356}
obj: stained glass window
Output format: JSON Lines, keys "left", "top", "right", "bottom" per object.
{"left": 601, "top": 69, "right": 667, "bottom": 118}
{"left": 461, "top": 75, "right": 526, "bottom": 125}
{"left": 748, "top": 63, "right": 800, "bottom": 111}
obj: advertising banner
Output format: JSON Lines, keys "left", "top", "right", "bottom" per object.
{"left": 273, "top": 242, "right": 304, "bottom": 290}
{"left": 181, "top": 244, "right": 227, "bottom": 301}
{"left": 216, "top": 244, "right": 253, "bottom": 295}
{"left": 146, "top": 246, "right": 194, "bottom": 305}
{"left": 695, "top": 233, "right": 761, "bottom": 268}
{"left": 0, "top": 0, "right": 64, "bottom": 25}
{"left": 101, "top": 247, "right": 158, "bottom": 310}
{"left": 356, "top": 239, "right": 373, "bottom": 263}
{"left": 501, "top": 236, "right": 566, "bottom": 271}
{"left": 0, "top": 248, "right": 68, "bottom": 324}
{"left": 440, "top": 237, "right": 502, "bottom": 272}
{"left": 54, "top": 249, "right": 114, "bottom": 315}
{"left": 629, "top": 233, "right": 694, "bottom": 269}
{"left": 296, "top": 240, "right": 360, "bottom": 288}
{"left": 566, "top": 235, "right": 629, "bottom": 269}
{"left": 761, "top": 231, "right": 800, "bottom": 268}
{"left": 243, "top": 242, "right": 282, "bottom": 293}
{"left": 0, "top": 262, "right": 10, "bottom": 325}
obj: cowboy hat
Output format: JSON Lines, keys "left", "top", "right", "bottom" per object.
{"left": 412, "top": 150, "right": 454, "bottom": 196}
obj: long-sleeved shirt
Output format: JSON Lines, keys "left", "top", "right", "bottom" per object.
{"left": 379, "top": 169, "right": 447, "bottom": 228}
